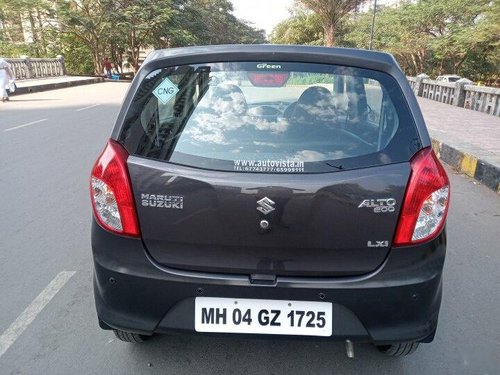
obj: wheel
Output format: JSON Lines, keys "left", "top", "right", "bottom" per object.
{"left": 113, "top": 329, "right": 148, "bottom": 343}
{"left": 376, "top": 342, "right": 419, "bottom": 357}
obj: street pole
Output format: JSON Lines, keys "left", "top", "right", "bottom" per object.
{"left": 369, "top": 0, "right": 377, "bottom": 50}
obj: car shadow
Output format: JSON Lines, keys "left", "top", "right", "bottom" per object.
{"left": 120, "top": 333, "right": 411, "bottom": 374}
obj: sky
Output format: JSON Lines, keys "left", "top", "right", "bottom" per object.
{"left": 230, "top": 0, "right": 294, "bottom": 37}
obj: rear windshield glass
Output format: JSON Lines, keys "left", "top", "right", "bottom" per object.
{"left": 119, "top": 62, "right": 420, "bottom": 173}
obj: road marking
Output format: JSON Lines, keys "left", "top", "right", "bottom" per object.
{"left": 0, "top": 271, "right": 76, "bottom": 358}
{"left": 3, "top": 119, "right": 48, "bottom": 132}
{"left": 76, "top": 104, "right": 100, "bottom": 112}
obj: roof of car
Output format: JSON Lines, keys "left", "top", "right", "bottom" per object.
{"left": 146, "top": 44, "right": 396, "bottom": 63}
{"left": 142, "top": 44, "right": 402, "bottom": 75}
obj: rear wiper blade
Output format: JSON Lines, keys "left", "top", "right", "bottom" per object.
{"left": 325, "top": 162, "right": 344, "bottom": 170}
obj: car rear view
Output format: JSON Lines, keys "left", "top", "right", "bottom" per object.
{"left": 90, "top": 45, "right": 449, "bottom": 356}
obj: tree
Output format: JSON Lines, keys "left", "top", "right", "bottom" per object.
{"left": 297, "top": 0, "right": 362, "bottom": 46}
{"left": 55, "top": 0, "right": 113, "bottom": 74}
{"left": 110, "top": 0, "right": 176, "bottom": 70}
{"left": 411, "top": 0, "right": 490, "bottom": 74}
{"left": 172, "top": 0, "right": 265, "bottom": 46}
{"left": 344, "top": 0, "right": 497, "bottom": 80}
{"left": 2, "top": 0, "right": 266, "bottom": 74}
{"left": 271, "top": 11, "right": 323, "bottom": 45}
{"left": 59, "top": 32, "right": 94, "bottom": 75}
{"left": 344, "top": 3, "right": 431, "bottom": 75}
{"left": 0, "top": 0, "right": 56, "bottom": 57}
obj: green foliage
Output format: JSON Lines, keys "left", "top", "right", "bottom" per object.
{"left": 297, "top": 0, "right": 361, "bottom": 46}
{"left": 110, "top": 0, "right": 177, "bottom": 69}
{"left": 342, "top": 0, "right": 498, "bottom": 80}
{"left": 0, "top": 0, "right": 57, "bottom": 57}
{"left": 0, "top": 41, "right": 32, "bottom": 57}
{"left": 171, "top": 0, "right": 265, "bottom": 46}
{"left": 55, "top": 0, "right": 115, "bottom": 74}
{"left": 271, "top": 11, "right": 323, "bottom": 45}
{"left": 270, "top": 0, "right": 498, "bottom": 81}
{"left": 1, "top": 0, "right": 266, "bottom": 74}
{"left": 59, "top": 33, "right": 94, "bottom": 75}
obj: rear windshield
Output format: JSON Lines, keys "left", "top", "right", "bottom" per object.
{"left": 119, "top": 62, "right": 420, "bottom": 173}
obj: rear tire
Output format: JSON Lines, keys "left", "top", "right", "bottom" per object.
{"left": 376, "top": 342, "right": 419, "bottom": 356}
{"left": 113, "top": 329, "right": 148, "bottom": 343}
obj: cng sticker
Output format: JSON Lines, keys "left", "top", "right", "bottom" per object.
{"left": 153, "top": 77, "right": 179, "bottom": 104}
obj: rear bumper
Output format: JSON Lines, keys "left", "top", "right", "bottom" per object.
{"left": 92, "top": 220, "right": 446, "bottom": 344}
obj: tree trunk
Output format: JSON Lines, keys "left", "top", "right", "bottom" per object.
{"left": 93, "top": 54, "right": 102, "bottom": 76}
{"left": 454, "top": 54, "right": 467, "bottom": 73}
{"left": 410, "top": 53, "right": 419, "bottom": 75}
{"left": 36, "top": 9, "right": 46, "bottom": 55}
{"left": 132, "top": 47, "right": 140, "bottom": 72}
{"left": 28, "top": 11, "right": 40, "bottom": 57}
{"left": 323, "top": 23, "right": 335, "bottom": 47}
{"left": 417, "top": 49, "right": 426, "bottom": 74}
{"left": 91, "top": 44, "right": 103, "bottom": 76}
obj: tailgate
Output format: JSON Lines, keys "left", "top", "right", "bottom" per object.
{"left": 129, "top": 157, "right": 410, "bottom": 277}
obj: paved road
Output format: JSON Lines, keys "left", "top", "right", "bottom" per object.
{"left": 0, "top": 83, "right": 499, "bottom": 374}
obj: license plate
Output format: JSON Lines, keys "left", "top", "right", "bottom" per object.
{"left": 195, "top": 297, "right": 332, "bottom": 336}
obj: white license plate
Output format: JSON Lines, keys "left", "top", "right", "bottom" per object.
{"left": 195, "top": 297, "right": 332, "bottom": 336}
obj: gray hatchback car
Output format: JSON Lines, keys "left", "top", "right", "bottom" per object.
{"left": 90, "top": 45, "right": 449, "bottom": 357}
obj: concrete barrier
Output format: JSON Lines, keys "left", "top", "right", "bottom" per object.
{"left": 6, "top": 56, "right": 66, "bottom": 80}
{"left": 408, "top": 76, "right": 500, "bottom": 117}
{"left": 431, "top": 139, "right": 500, "bottom": 194}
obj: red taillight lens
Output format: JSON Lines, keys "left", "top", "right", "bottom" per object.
{"left": 248, "top": 72, "right": 290, "bottom": 87}
{"left": 90, "top": 140, "right": 140, "bottom": 237}
{"left": 393, "top": 148, "right": 450, "bottom": 246}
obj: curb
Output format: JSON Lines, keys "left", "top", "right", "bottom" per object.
{"left": 13, "top": 77, "right": 105, "bottom": 95}
{"left": 431, "top": 139, "right": 500, "bottom": 194}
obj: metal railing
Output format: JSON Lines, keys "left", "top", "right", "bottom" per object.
{"left": 5, "top": 56, "right": 66, "bottom": 80}
{"left": 408, "top": 75, "right": 500, "bottom": 117}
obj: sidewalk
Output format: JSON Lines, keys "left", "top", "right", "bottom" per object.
{"left": 418, "top": 98, "right": 500, "bottom": 193}
{"left": 14, "top": 76, "right": 104, "bottom": 94}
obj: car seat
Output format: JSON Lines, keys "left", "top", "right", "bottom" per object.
{"left": 286, "top": 86, "right": 337, "bottom": 125}
{"left": 210, "top": 83, "right": 248, "bottom": 115}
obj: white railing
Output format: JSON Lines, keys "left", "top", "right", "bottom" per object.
{"left": 408, "top": 75, "right": 500, "bottom": 117}
{"left": 5, "top": 56, "right": 66, "bottom": 80}
{"left": 407, "top": 77, "right": 416, "bottom": 90}
{"left": 464, "top": 86, "right": 500, "bottom": 117}
{"left": 421, "top": 81, "right": 455, "bottom": 105}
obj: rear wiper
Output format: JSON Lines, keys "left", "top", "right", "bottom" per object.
{"left": 325, "top": 162, "right": 344, "bottom": 170}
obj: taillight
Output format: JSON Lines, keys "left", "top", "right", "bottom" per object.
{"left": 90, "top": 140, "right": 140, "bottom": 237}
{"left": 393, "top": 148, "right": 450, "bottom": 246}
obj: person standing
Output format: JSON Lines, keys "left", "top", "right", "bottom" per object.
{"left": 103, "top": 57, "right": 112, "bottom": 79}
{"left": 0, "top": 58, "right": 15, "bottom": 102}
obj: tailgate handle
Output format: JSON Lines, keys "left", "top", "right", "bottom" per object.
{"left": 250, "top": 274, "right": 277, "bottom": 285}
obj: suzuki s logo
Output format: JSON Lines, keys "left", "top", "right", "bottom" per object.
{"left": 257, "top": 197, "right": 275, "bottom": 215}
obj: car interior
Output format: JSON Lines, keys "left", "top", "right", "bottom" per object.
{"left": 127, "top": 67, "right": 400, "bottom": 166}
